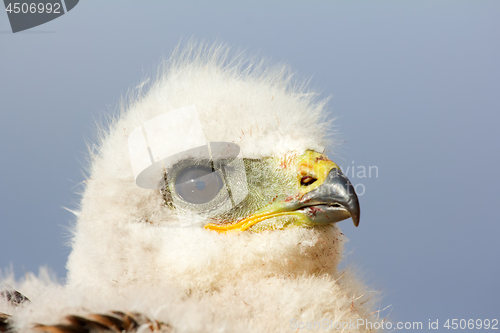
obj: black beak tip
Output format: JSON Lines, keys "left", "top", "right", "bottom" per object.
{"left": 352, "top": 214, "right": 360, "bottom": 227}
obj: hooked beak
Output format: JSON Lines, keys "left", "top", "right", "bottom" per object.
{"left": 297, "top": 167, "right": 360, "bottom": 227}
{"left": 205, "top": 151, "right": 360, "bottom": 233}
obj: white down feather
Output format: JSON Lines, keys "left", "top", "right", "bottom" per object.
{"left": 1, "top": 42, "right": 382, "bottom": 333}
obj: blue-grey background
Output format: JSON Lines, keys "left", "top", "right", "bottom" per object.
{"left": 1, "top": 1, "right": 499, "bottom": 329}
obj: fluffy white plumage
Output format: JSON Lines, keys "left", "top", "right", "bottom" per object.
{"left": 1, "top": 43, "right": 381, "bottom": 333}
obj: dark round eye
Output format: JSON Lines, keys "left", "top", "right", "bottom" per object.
{"left": 175, "top": 166, "right": 224, "bottom": 204}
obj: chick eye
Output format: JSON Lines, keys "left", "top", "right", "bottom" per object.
{"left": 175, "top": 166, "right": 224, "bottom": 204}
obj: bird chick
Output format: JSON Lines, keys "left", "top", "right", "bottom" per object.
{"left": 1, "top": 42, "right": 381, "bottom": 333}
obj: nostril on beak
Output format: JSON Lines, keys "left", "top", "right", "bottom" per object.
{"left": 301, "top": 176, "right": 317, "bottom": 186}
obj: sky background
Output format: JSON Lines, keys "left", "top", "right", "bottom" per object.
{"left": 1, "top": 0, "right": 499, "bottom": 329}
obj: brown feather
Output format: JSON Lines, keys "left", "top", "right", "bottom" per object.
{"left": 0, "top": 313, "right": 11, "bottom": 333}
{"left": 33, "top": 311, "right": 172, "bottom": 333}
